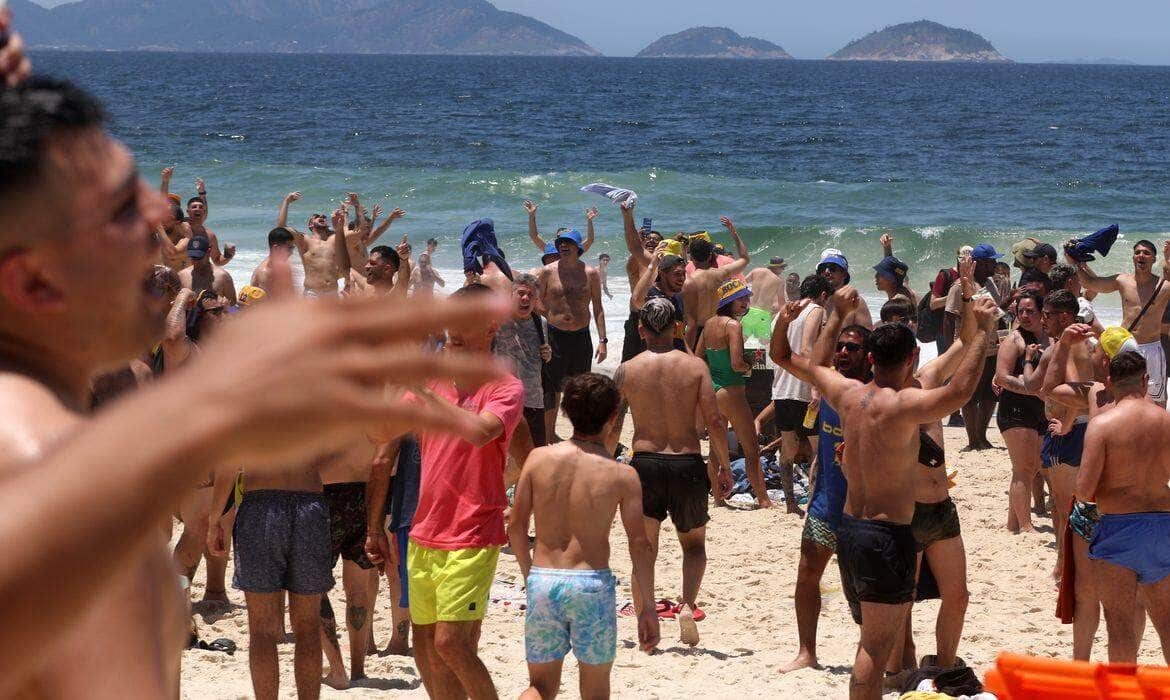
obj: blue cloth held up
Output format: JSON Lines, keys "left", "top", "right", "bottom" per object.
{"left": 462, "top": 218, "right": 514, "bottom": 280}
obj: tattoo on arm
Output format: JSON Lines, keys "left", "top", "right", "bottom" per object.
{"left": 613, "top": 365, "right": 626, "bottom": 392}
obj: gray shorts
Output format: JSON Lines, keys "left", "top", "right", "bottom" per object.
{"left": 232, "top": 490, "right": 334, "bottom": 595}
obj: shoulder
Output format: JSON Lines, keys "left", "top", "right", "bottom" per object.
{"left": 0, "top": 374, "right": 79, "bottom": 469}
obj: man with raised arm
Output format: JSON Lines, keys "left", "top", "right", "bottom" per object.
{"left": 162, "top": 169, "right": 235, "bottom": 267}
{"left": 524, "top": 199, "right": 597, "bottom": 255}
{"left": 771, "top": 303, "right": 872, "bottom": 673}
{"left": 415, "top": 237, "right": 446, "bottom": 297}
{"left": 1073, "top": 239, "right": 1170, "bottom": 405}
{"left": 508, "top": 373, "right": 660, "bottom": 700}
{"left": 614, "top": 297, "right": 732, "bottom": 647}
{"left": 538, "top": 224, "right": 607, "bottom": 443}
{"left": 275, "top": 191, "right": 344, "bottom": 297}
{"left": 773, "top": 284, "right": 995, "bottom": 699}
{"left": 178, "top": 232, "right": 237, "bottom": 304}
{"left": 1078, "top": 351, "right": 1170, "bottom": 664}
{"left": 340, "top": 191, "right": 406, "bottom": 273}
{"left": 0, "top": 73, "right": 509, "bottom": 697}
{"left": 680, "top": 216, "right": 750, "bottom": 350}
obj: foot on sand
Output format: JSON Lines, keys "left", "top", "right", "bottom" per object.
{"left": 786, "top": 504, "right": 805, "bottom": 517}
{"left": 779, "top": 650, "right": 821, "bottom": 673}
{"left": 382, "top": 638, "right": 411, "bottom": 656}
{"left": 200, "top": 589, "right": 229, "bottom": 605}
{"left": 678, "top": 607, "right": 700, "bottom": 647}
{"left": 322, "top": 668, "right": 349, "bottom": 690}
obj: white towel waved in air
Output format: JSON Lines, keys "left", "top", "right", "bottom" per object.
{"left": 580, "top": 182, "right": 637, "bottom": 205}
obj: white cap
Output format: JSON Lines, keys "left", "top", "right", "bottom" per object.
{"left": 820, "top": 247, "right": 844, "bottom": 262}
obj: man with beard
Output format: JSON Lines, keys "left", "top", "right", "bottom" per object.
{"left": 1074, "top": 240, "right": 1170, "bottom": 406}
{"left": 275, "top": 191, "right": 345, "bottom": 297}
{"left": 0, "top": 71, "right": 509, "bottom": 697}
{"left": 816, "top": 250, "right": 873, "bottom": 329}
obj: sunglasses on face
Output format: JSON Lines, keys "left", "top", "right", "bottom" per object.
{"left": 837, "top": 341, "right": 864, "bottom": 353}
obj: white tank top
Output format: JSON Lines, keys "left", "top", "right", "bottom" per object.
{"left": 772, "top": 303, "right": 817, "bottom": 402}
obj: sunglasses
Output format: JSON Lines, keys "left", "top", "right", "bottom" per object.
{"left": 837, "top": 341, "right": 864, "bottom": 353}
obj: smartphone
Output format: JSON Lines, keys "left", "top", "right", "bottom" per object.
{"left": 642, "top": 217, "right": 652, "bottom": 233}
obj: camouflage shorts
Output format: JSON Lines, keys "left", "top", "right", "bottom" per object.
{"left": 801, "top": 514, "right": 838, "bottom": 551}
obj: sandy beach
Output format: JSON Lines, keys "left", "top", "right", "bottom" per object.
{"left": 178, "top": 420, "right": 1167, "bottom": 698}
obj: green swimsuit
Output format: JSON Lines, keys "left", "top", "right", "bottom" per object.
{"left": 706, "top": 347, "right": 747, "bottom": 391}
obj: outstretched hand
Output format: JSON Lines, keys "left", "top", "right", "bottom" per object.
{"left": 720, "top": 216, "right": 736, "bottom": 233}
{"left": 0, "top": 9, "right": 32, "bottom": 87}
{"left": 285, "top": 191, "right": 302, "bottom": 203}
{"left": 620, "top": 199, "right": 636, "bottom": 212}
{"left": 586, "top": 206, "right": 598, "bottom": 221}
{"left": 396, "top": 234, "right": 412, "bottom": 260}
{"left": 522, "top": 199, "right": 537, "bottom": 215}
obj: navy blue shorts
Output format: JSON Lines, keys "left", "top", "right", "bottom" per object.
{"left": 232, "top": 490, "right": 334, "bottom": 595}
{"left": 396, "top": 527, "right": 410, "bottom": 608}
{"left": 1041, "top": 421, "right": 1087, "bottom": 468}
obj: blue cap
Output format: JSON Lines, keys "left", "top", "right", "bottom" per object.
{"left": 873, "top": 255, "right": 909, "bottom": 283}
{"left": 554, "top": 229, "right": 584, "bottom": 256}
{"left": 971, "top": 244, "right": 1003, "bottom": 260}
{"left": 816, "top": 254, "right": 851, "bottom": 284}
{"left": 187, "top": 234, "right": 210, "bottom": 260}
{"left": 541, "top": 241, "right": 559, "bottom": 261}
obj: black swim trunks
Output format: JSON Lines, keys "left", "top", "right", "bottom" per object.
{"left": 774, "top": 399, "right": 816, "bottom": 438}
{"left": 964, "top": 356, "right": 999, "bottom": 409}
{"left": 232, "top": 490, "right": 334, "bottom": 595}
{"left": 323, "top": 482, "right": 373, "bottom": 570}
{"left": 996, "top": 392, "right": 1047, "bottom": 435}
{"left": 630, "top": 452, "right": 710, "bottom": 533}
{"left": 911, "top": 498, "right": 962, "bottom": 551}
{"left": 547, "top": 326, "right": 593, "bottom": 390}
{"left": 621, "top": 313, "right": 642, "bottom": 362}
{"left": 837, "top": 515, "right": 917, "bottom": 624}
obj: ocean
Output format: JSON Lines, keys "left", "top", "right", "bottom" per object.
{"left": 36, "top": 52, "right": 1163, "bottom": 363}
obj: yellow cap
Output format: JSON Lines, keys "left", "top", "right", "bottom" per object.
{"left": 238, "top": 285, "right": 267, "bottom": 306}
{"left": 1100, "top": 326, "right": 1139, "bottom": 359}
{"left": 689, "top": 231, "right": 711, "bottom": 244}
{"left": 660, "top": 239, "right": 684, "bottom": 258}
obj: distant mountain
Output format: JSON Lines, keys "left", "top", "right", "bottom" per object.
{"left": 10, "top": 0, "right": 601, "bottom": 56}
{"left": 637, "top": 27, "right": 791, "bottom": 59}
{"left": 831, "top": 20, "right": 1009, "bottom": 62}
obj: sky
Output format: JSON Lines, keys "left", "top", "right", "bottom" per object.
{"left": 27, "top": 0, "right": 1170, "bottom": 64}
{"left": 492, "top": 0, "right": 1170, "bottom": 63}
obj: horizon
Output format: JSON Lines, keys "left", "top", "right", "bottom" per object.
{"left": 25, "top": 0, "right": 1170, "bottom": 65}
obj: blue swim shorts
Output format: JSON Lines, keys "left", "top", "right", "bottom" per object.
{"left": 525, "top": 567, "right": 617, "bottom": 666}
{"left": 1089, "top": 512, "right": 1170, "bottom": 584}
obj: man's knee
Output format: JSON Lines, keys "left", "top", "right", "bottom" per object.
{"left": 680, "top": 540, "right": 706, "bottom": 561}
{"left": 433, "top": 626, "right": 476, "bottom": 662}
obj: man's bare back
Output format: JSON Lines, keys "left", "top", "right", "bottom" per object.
{"left": 0, "top": 374, "right": 187, "bottom": 698}
{"left": 520, "top": 441, "right": 642, "bottom": 571}
{"left": 746, "top": 267, "right": 784, "bottom": 313}
{"left": 616, "top": 349, "right": 712, "bottom": 455}
{"left": 1082, "top": 398, "right": 1170, "bottom": 514}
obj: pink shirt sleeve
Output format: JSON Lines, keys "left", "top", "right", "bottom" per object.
{"left": 479, "top": 378, "right": 525, "bottom": 443}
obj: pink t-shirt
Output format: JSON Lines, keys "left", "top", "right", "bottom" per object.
{"left": 407, "top": 375, "right": 525, "bottom": 551}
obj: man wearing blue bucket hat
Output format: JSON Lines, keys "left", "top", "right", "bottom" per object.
{"left": 944, "top": 243, "right": 1007, "bottom": 450}
{"left": 538, "top": 227, "right": 608, "bottom": 441}
{"left": 817, "top": 249, "right": 872, "bottom": 328}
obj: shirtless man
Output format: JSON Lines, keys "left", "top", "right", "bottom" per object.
{"left": 250, "top": 227, "right": 296, "bottom": 291}
{"left": 1078, "top": 350, "right": 1170, "bottom": 664}
{"left": 415, "top": 238, "right": 446, "bottom": 297}
{"left": 538, "top": 227, "right": 607, "bottom": 442}
{"left": 208, "top": 454, "right": 334, "bottom": 699}
{"left": 619, "top": 199, "right": 664, "bottom": 362}
{"left": 0, "top": 73, "right": 508, "bottom": 697}
{"left": 598, "top": 253, "right": 614, "bottom": 299}
{"left": 333, "top": 207, "right": 413, "bottom": 300}
{"left": 817, "top": 251, "right": 874, "bottom": 329}
{"left": 178, "top": 232, "right": 237, "bottom": 304}
{"left": 508, "top": 373, "right": 660, "bottom": 699}
{"left": 746, "top": 257, "right": 788, "bottom": 314}
{"left": 614, "top": 297, "right": 732, "bottom": 646}
{"left": 680, "top": 217, "right": 750, "bottom": 350}
{"left": 781, "top": 284, "right": 994, "bottom": 699}
{"left": 184, "top": 189, "right": 235, "bottom": 267}
{"left": 772, "top": 319, "right": 873, "bottom": 673}
{"left": 159, "top": 167, "right": 234, "bottom": 267}
{"left": 1074, "top": 239, "right": 1170, "bottom": 406}
{"left": 275, "top": 191, "right": 343, "bottom": 297}
{"left": 341, "top": 191, "right": 406, "bottom": 274}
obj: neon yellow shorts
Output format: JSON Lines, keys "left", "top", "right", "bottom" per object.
{"left": 407, "top": 542, "right": 500, "bottom": 625}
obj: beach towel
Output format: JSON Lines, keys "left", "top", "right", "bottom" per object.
{"left": 1064, "top": 224, "right": 1119, "bottom": 263}
{"left": 580, "top": 183, "right": 637, "bottom": 205}
{"left": 461, "top": 218, "right": 513, "bottom": 281}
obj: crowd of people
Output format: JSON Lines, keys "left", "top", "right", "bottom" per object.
{"left": 4, "top": 14, "right": 1170, "bottom": 700}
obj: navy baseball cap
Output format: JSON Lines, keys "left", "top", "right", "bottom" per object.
{"left": 971, "top": 244, "right": 1003, "bottom": 261}
{"left": 187, "top": 235, "right": 210, "bottom": 260}
{"left": 873, "top": 255, "right": 909, "bottom": 283}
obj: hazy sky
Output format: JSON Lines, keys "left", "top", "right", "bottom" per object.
{"left": 28, "top": 0, "right": 1170, "bottom": 64}
{"left": 493, "top": 0, "right": 1170, "bottom": 63}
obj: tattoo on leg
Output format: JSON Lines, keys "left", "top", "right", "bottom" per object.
{"left": 395, "top": 620, "right": 409, "bottom": 638}
{"left": 348, "top": 605, "right": 367, "bottom": 631}
{"left": 323, "top": 618, "right": 341, "bottom": 651}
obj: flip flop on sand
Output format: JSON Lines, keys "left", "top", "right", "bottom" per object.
{"left": 671, "top": 603, "right": 706, "bottom": 622}
{"left": 655, "top": 599, "right": 676, "bottom": 620}
{"left": 194, "top": 638, "right": 236, "bottom": 655}
{"left": 617, "top": 601, "right": 638, "bottom": 617}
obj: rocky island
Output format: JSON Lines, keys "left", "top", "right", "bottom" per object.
{"left": 9, "top": 0, "right": 601, "bottom": 56}
{"left": 830, "top": 20, "right": 1009, "bottom": 62}
{"left": 637, "top": 27, "right": 792, "bottom": 59}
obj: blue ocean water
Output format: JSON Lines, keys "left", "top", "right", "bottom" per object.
{"left": 33, "top": 52, "right": 1162, "bottom": 354}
